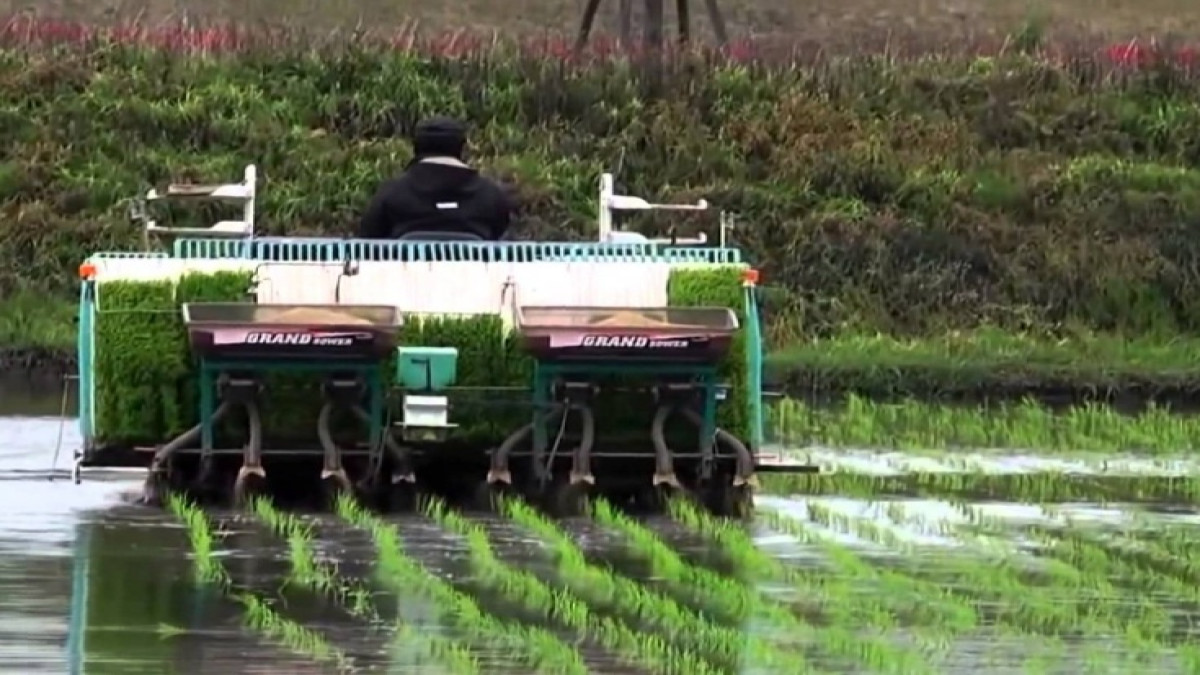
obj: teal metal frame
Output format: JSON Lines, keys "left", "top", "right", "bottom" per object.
{"left": 743, "top": 281, "right": 764, "bottom": 451}
{"left": 197, "top": 359, "right": 385, "bottom": 452}
{"left": 75, "top": 238, "right": 762, "bottom": 455}
{"left": 77, "top": 281, "right": 95, "bottom": 442}
{"left": 171, "top": 237, "right": 743, "bottom": 264}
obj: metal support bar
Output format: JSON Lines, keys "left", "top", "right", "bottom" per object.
{"left": 199, "top": 359, "right": 385, "bottom": 455}
{"left": 532, "top": 361, "right": 551, "bottom": 482}
{"left": 530, "top": 359, "right": 722, "bottom": 487}
{"left": 576, "top": 0, "right": 604, "bottom": 52}
{"left": 699, "top": 370, "right": 718, "bottom": 479}
{"left": 676, "top": 0, "right": 690, "bottom": 43}
{"left": 743, "top": 279, "right": 765, "bottom": 452}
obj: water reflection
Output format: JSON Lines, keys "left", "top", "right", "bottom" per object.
{"left": 67, "top": 510, "right": 363, "bottom": 675}
{"left": 0, "top": 370, "right": 72, "bottom": 418}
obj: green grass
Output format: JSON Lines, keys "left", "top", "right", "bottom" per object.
{"left": 0, "top": 290, "right": 75, "bottom": 351}
{"left": 768, "top": 395, "right": 1200, "bottom": 453}
{"left": 766, "top": 328, "right": 1200, "bottom": 398}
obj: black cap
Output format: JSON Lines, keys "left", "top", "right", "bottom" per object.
{"left": 411, "top": 116, "right": 467, "bottom": 159}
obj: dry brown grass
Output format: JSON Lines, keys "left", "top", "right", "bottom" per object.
{"left": 3, "top": 0, "right": 1199, "bottom": 47}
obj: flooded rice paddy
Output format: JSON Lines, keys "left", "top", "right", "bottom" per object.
{"left": 3, "top": 374, "right": 1200, "bottom": 673}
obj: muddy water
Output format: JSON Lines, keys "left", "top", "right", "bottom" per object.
{"left": 0, "top": 376, "right": 1196, "bottom": 673}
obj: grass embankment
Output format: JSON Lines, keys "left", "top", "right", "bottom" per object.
{"left": 7, "top": 15, "right": 1200, "bottom": 406}
{"left": 766, "top": 329, "right": 1200, "bottom": 402}
{"left": 9, "top": 0, "right": 1200, "bottom": 42}
{"left": 4, "top": 18, "right": 1200, "bottom": 338}
{"left": 0, "top": 291, "right": 75, "bottom": 369}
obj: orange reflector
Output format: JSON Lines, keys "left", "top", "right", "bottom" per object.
{"left": 79, "top": 262, "right": 97, "bottom": 280}
{"left": 742, "top": 268, "right": 760, "bottom": 285}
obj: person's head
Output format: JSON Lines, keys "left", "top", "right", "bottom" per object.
{"left": 411, "top": 116, "right": 468, "bottom": 160}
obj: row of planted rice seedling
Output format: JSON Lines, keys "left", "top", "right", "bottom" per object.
{"left": 761, "top": 472, "right": 1200, "bottom": 504}
{"left": 163, "top": 477, "right": 1200, "bottom": 674}
{"left": 769, "top": 396, "right": 1200, "bottom": 453}
{"left": 250, "top": 497, "right": 482, "bottom": 673}
{"left": 165, "top": 495, "right": 354, "bottom": 671}
{"left": 699, "top": 498, "right": 1200, "bottom": 671}
{"left": 787, "top": 495, "right": 1200, "bottom": 667}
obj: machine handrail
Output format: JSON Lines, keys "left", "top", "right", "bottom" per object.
{"left": 124, "top": 237, "right": 746, "bottom": 264}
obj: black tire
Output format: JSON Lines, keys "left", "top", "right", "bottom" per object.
{"left": 234, "top": 472, "right": 267, "bottom": 508}
{"left": 550, "top": 481, "right": 591, "bottom": 517}
{"left": 141, "top": 471, "right": 169, "bottom": 507}
{"left": 320, "top": 474, "right": 353, "bottom": 511}
{"left": 387, "top": 480, "right": 419, "bottom": 513}
{"left": 474, "top": 481, "right": 511, "bottom": 512}
{"left": 354, "top": 472, "right": 387, "bottom": 512}
{"left": 636, "top": 484, "right": 693, "bottom": 515}
{"left": 705, "top": 482, "right": 754, "bottom": 519}
{"left": 188, "top": 457, "right": 217, "bottom": 505}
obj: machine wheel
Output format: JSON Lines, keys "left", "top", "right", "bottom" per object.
{"left": 387, "top": 480, "right": 420, "bottom": 513}
{"left": 233, "top": 472, "right": 267, "bottom": 508}
{"left": 636, "top": 484, "right": 692, "bottom": 515}
{"left": 705, "top": 482, "right": 754, "bottom": 518}
{"left": 141, "top": 471, "right": 169, "bottom": 507}
{"left": 321, "top": 474, "right": 354, "bottom": 511}
{"left": 189, "top": 456, "right": 218, "bottom": 505}
{"left": 549, "top": 481, "right": 591, "bottom": 517}
{"left": 474, "top": 481, "right": 513, "bottom": 512}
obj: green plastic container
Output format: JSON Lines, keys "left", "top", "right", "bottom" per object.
{"left": 396, "top": 346, "right": 459, "bottom": 391}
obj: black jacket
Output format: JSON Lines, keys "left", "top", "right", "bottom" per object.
{"left": 358, "top": 158, "right": 515, "bottom": 241}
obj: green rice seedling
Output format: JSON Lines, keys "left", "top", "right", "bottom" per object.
{"left": 761, "top": 472, "right": 1200, "bottom": 506}
{"left": 236, "top": 591, "right": 354, "bottom": 672}
{"left": 753, "top": 502, "right": 1114, "bottom": 654}
{"left": 1121, "top": 518, "right": 1200, "bottom": 579}
{"left": 165, "top": 495, "right": 353, "bottom": 670}
{"left": 588, "top": 497, "right": 951, "bottom": 666}
{"left": 885, "top": 502, "right": 1175, "bottom": 654}
{"left": 806, "top": 501, "right": 1130, "bottom": 637}
{"left": 426, "top": 496, "right": 774, "bottom": 675}
{"left": 952, "top": 503, "right": 1179, "bottom": 628}
{"left": 789, "top": 500, "right": 1171, "bottom": 652}
{"left": 249, "top": 497, "right": 481, "bottom": 673}
{"left": 386, "top": 622, "right": 483, "bottom": 675}
{"left": 1024, "top": 523, "right": 1183, "bottom": 632}
{"left": 166, "top": 494, "right": 231, "bottom": 588}
{"left": 678, "top": 497, "right": 978, "bottom": 633}
{"left": 770, "top": 396, "right": 1200, "bottom": 454}
{"left": 334, "top": 494, "right": 574, "bottom": 675}
{"left": 663, "top": 498, "right": 957, "bottom": 670}
{"left": 250, "top": 497, "right": 376, "bottom": 617}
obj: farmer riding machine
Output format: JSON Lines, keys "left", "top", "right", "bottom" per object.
{"left": 74, "top": 166, "right": 800, "bottom": 515}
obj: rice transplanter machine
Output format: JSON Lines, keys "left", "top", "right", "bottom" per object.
{"left": 72, "top": 164, "right": 812, "bottom": 514}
